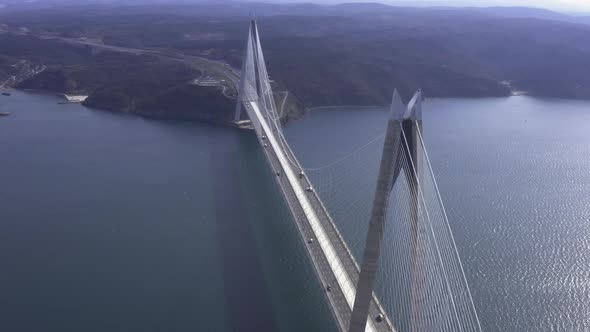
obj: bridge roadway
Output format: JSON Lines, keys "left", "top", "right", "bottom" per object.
{"left": 53, "top": 30, "right": 395, "bottom": 331}
{"left": 244, "top": 100, "right": 395, "bottom": 332}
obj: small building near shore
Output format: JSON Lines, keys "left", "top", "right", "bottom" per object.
{"left": 61, "top": 94, "right": 89, "bottom": 103}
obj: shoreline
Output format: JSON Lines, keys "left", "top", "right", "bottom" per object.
{"left": 8, "top": 87, "right": 588, "bottom": 129}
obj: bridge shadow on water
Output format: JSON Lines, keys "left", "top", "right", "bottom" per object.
{"left": 209, "top": 128, "right": 337, "bottom": 332}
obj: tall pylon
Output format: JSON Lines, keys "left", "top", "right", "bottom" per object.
{"left": 234, "top": 19, "right": 257, "bottom": 122}
{"left": 234, "top": 18, "right": 280, "bottom": 128}
{"left": 349, "top": 89, "right": 423, "bottom": 332}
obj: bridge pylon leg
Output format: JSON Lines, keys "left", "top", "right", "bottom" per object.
{"left": 349, "top": 89, "right": 422, "bottom": 332}
{"left": 235, "top": 20, "right": 256, "bottom": 122}
{"left": 234, "top": 18, "right": 280, "bottom": 128}
{"left": 402, "top": 117, "right": 421, "bottom": 332}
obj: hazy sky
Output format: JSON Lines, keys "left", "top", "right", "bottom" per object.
{"left": 308, "top": 0, "right": 590, "bottom": 12}
{"left": 421, "top": 0, "right": 590, "bottom": 11}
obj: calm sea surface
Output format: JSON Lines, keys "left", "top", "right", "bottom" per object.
{"left": 1, "top": 91, "right": 590, "bottom": 331}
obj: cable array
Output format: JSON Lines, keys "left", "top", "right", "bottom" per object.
{"left": 289, "top": 120, "right": 482, "bottom": 332}
{"left": 236, "top": 19, "right": 481, "bottom": 332}
{"left": 374, "top": 123, "right": 481, "bottom": 332}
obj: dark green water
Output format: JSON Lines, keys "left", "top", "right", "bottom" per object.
{"left": 0, "top": 91, "right": 334, "bottom": 332}
{"left": 2, "top": 91, "right": 590, "bottom": 331}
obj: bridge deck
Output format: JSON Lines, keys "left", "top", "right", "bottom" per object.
{"left": 245, "top": 101, "right": 395, "bottom": 332}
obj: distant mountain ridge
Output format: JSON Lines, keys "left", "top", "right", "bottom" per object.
{"left": 465, "top": 6, "right": 590, "bottom": 24}
{"left": 3, "top": 1, "right": 588, "bottom": 27}
{"left": 1, "top": 1, "right": 590, "bottom": 123}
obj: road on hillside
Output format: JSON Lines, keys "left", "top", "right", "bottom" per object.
{"left": 56, "top": 37, "right": 241, "bottom": 88}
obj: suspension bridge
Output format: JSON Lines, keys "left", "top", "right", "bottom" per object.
{"left": 234, "top": 19, "right": 482, "bottom": 332}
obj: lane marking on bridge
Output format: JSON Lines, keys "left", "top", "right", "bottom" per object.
{"left": 249, "top": 101, "right": 377, "bottom": 332}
